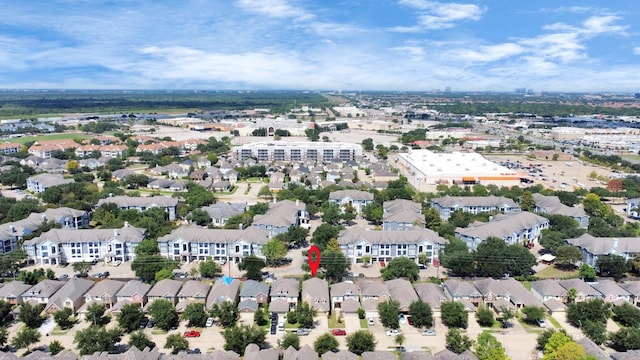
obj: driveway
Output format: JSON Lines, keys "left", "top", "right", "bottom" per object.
{"left": 551, "top": 312, "right": 584, "bottom": 340}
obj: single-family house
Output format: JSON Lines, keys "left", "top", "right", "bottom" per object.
{"left": 21, "top": 279, "right": 64, "bottom": 305}
{"left": 207, "top": 277, "right": 240, "bottom": 310}
{"left": 590, "top": 280, "right": 631, "bottom": 303}
{"left": 238, "top": 280, "right": 270, "bottom": 313}
{"left": 330, "top": 281, "right": 361, "bottom": 314}
{"left": 621, "top": 282, "right": 640, "bottom": 306}
{"left": 443, "top": 279, "right": 482, "bottom": 306}
{"left": 414, "top": 283, "right": 449, "bottom": 313}
{"left": 146, "top": 279, "right": 183, "bottom": 306}
{"left": 115, "top": 280, "right": 152, "bottom": 307}
{"left": 360, "top": 281, "right": 391, "bottom": 317}
{"left": 531, "top": 279, "right": 567, "bottom": 303}
{"left": 557, "top": 279, "right": 601, "bottom": 303}
{"left": 0, "top": 281, "right": 32, "bottom": 305}
{"left": 385, "top": 279, "right": 418, "bottom": 312}
{"left": 83, "top": 279, "right": 125, "bottom": 308}
{"left": 301, "top": 278, "right": 330, "bottom": 313}
{"left": 269, "top": 278, "right": 299, "bottom": 314}
{"left": 44, "top": 278, "right": 95, "bottom": 313}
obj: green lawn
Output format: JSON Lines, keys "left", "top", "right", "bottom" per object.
{"left": 6, "top": 132, "right": 92, "bottom": 144}
{"left": 535, "top": 266, "right": 579, "bottom": 280}
{"left": 360, "top": 318, "right": 368, "bottom": 329}
{"left": 328, "top": 313, "right": 344, "bottom": 328}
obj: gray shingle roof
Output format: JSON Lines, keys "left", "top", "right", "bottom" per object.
{"left": 97, "top": 195, "right": 178, "bottom": 208}
{"left": 148, "top": 279, "right": 183, "bottom": 298}
{"left": 531, "top": 279, "right": 567, "bottom": 297}
{"left": 329, "top": 190, "right": 374, "bottom": 201}
{"left": 45, "top": 278, "right": 94, "bottom": 311}
{"left": 455, "top": 212, "right": 548, "bottom": 240}
{"left": 0, "top": 281, "right": 32, "bottom": 300}
{"left": 302, "top": 278, "right": 329, "bottom": 312}
{"left": 116, "top": 280, "right": 152, "bottom": 298}
{"left": 84, "top": 279, "right": 125, "bottom": 299}
{"left": 240, "top": 280, "right": 270, "bottom": 298}
{"left": 23, "top": 226, "right": 146, "bottom": 246}
{"left": 533, "top": 193, "right": 588, "bottom": 218}
{"left": 253, "top": 200, "right": 305, "bottom": 228}
{"left": 157, "top": 226, "right": 269, "bottom": 245}
{"left": 385, "top": 279, "right": 418, "bottom": 309}
{"left": 431, "top": 195, "right": 517, "bottom": 209}
{"left": 207, "top": 278, "right": 240, "bottom": 309}
{"left": 567, "top": 233, "right": 640, "bottom": 255}
{"left": 338, "top": 227, "right": 447, "bottom": 245}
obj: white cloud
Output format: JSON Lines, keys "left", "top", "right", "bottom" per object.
{"left": 634, "top": 47, "right": 640, "bottom": 55}
{"left": 581, "top": 15, "right": 628, "bottom": 36}
{"left": 398, "top": 1, "right": 483, "bottom": 30}
{"left": 449, "top": 43, "right": 524, "bottom": 63}
{"left": 390, "top": 46, "right": 425, "bottom": 57}
{"left": 234, "top": 0, "right": 313, "bottom": 20}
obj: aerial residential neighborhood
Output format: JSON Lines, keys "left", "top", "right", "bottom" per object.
{"left": 0, "top": 90, "right": 637, "bottom": 360}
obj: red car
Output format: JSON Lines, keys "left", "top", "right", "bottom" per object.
{"left": 183, "top": 330, "right": 201, "bottom": 337}
{"left": 332, "top": 329, "right": 347, "bottom": 336}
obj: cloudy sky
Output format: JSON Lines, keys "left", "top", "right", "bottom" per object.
{"left": 1, "top": 0, "right": 639, "bottom": 92}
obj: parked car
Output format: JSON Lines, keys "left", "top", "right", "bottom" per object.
{"left": 58, "top": 274, "right": 69, "bottom": 280}
{"left": 113, "top": 260, "right": 122, "bottom": 267}
{"left": 102, "top": 271, "right": 110, "bottom": 278}
{"left": 537, "top": 319, "right": 546, "bottom": 328}
{"left": 206, "top": 317, "right": 214, "bottom": 327}
{"left": 296, "top": 328, "right": 309, "bottom": 336}
{"left": 147, "top": 320, "right": 154, "bottom": 328}
{"left": 367, "top": 317, "right": 374, "bottom": 326}
{"left": 183, "top": 330, "right": 201, "bottom": 338}
{"left": 140, "top": 317, "right": 149, "bottom": 329}
{"left": 399, "top": 315, "right": 407, "bottom": 324}
{"left": 270, "top": 324, "right": 277, "bottom": 335}
{"left": 386, "top": 329, "right": 401, "bottom": 336}
{"left": 421, "top": 329, "right": 436, "bottom": 336}
{"left": 332, "top": 329, "right": 347, "bottom": 336}
{"left": 406, "top": 316, "right": 414, "bottom": 326}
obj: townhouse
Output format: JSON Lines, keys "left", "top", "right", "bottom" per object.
{"left": 557, "top": 279, "right": 601, "bottom": 303}
{"left": 590, "top": 280, "right": 631, "bottom": 303}
{"left": 455, "top": 211, "right": 549, "bottom": 250}
{"left": 328, "top": 190, "right": 374, "bottom": 215}
{"left": 136, "top": 141, "right": 182, "bottom": 155}
{"left": 533, "top": 193, "right": 589, "bottom": 228}
{"left": 44, "top": 278, "right": 95, "bottom": 313}
{"left": 22, "top": 224, "right": 146, "bottom": 265}
{"left": 382, "top": 199, "right": 425, "bottom": 231}
{"left": 26, "top": 173, "right": 74, "bottom": 193}
{"left": 430, "top": 195, "right": 520, "bottom": 221}
{"left": 338, "top": 227, "right": 446, "bottom": 265}
{"left": 252, "top": 200, "right": 309, "bottom": 237}
{"left": 96, "top": 195, "right": 179, "bottom": 221}
{"left": 157, "top": 226, "right": 269, "bottom": 263}
{"left": 566, "top": 233, "right": 640, "bottom": 268}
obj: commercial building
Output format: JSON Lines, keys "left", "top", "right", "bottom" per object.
{"left": 396, "top": 149, "right": 520, "bottom": 191}
{"left": 233, "top": 141, "right": 362, "bottom": 162}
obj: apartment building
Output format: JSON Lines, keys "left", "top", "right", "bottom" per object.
{"left": 233, "top": 141, "right": 362, "bottom": 162}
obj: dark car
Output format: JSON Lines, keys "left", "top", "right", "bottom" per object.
{"left": 147, "top": 320, "right": 155, "bottom": 328}
{"left": 102, "top": 271, "right": 110, "bottom": 278}
{"left": 270, "top": 324, "right": 277, "bottom": 335}
{"left": 270, "top": 312, "right": 278, "bottom": 322}
{"left": 140, "top": 317, "right": 149, "bottom": 328}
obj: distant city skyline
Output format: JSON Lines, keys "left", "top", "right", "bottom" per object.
{"left": 1, "top": 0, "right": 639, "bottom": 92}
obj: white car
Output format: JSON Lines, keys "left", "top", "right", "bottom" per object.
{"left": 537, "top": 319, "right": 546, "bottom": 328}
{"left": 113, "top": 260, "right": 122, "bottom": 267}
{"left": 367, "top": 317, "right": 374, "bottom": 326}
{"left": 421, "top": 329, "right": 436, "bottom": 336}
{"left": 206, "top": 317, "right": 214, "bottom": 327}
{"left": 386, "top": 329, "right": 401, "bottom": 336}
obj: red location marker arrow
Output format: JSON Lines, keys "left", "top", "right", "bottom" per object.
{"left": 308, "top": 245, "right": 321, "bottom": 277}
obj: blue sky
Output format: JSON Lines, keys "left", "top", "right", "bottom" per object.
{"left": 1, "top": 0, "right": 639, "bottom": 92}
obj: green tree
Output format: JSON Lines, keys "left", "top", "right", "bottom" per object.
{"left": 522, "top": 306, "right": 546, "bottom": 325}
{"left": 520, "top": 191, "right": 535, "bottom": 211}
{"left": 596, "top": 254, "right": 629, "bottom": 280}
{"left": 238, "top": 255, "right": 266, "bottom": 281}
{"left": 441, "top": 301, "right": 468, "bottom": 329}
{"left": 53, "top": 308, "right": 74, "bottom": 330}
{"left": 377, "top": 300, "right": 400, "bottom": 329}
{"left": 567, "top": 299, "right": 610, "bottom": 332}
{"left": 18, "top": 301, "right": 44, "bottom": 328}
{"left": 547, "top": 342, "right": 587, "bottom": 360}
{"left": 165, "top": 333, "right": 189, "bottom": 354}
{"left": 321, "top": 203, "right": 342, "bottom": 225}
{"left": 612, "top": 302, "right": 640, "bottom": 328}
{"left": 475, "top": 332, "right": 508, "bottom": 360}
{"left": 72, "top": 261, "right": 92, "bottom": 276}
{"left": 117, "top": 303, "right": 145, "bottom": 332}
{"left": 408, "top": 300, "right": 433, "bottom": 328}
{"left": 85, "top": 303, "right": 109, "bottom": 326}
{"left": 262, "top": 238, "right": 288, "bottom": 265}
{"left": 0, "top": 301, "right": 12, "bottom": 327}
{"left": 476, "top": 306, "right": 495, "bottom": 327}
{"left": 12, "top": 327, "right": 40, "bottom": 352}
{"left": 148, "top": 299, "right": 178, "bottom": 331}
{"left": 187, "top": 209, "right": 211, "bottom": 226}
{"left": 314, "top": 332, "right": 339, "bottom": 355}
{"left": 294, "top": 301, "right": 317, "bottom": 329}
{"left": 222, "top": 324, "right": 267, "bottom": 355}
{"left": 497, "top": 307, "right": 515, "bottom": 327}
{"left": 258, "top": 186, "right": 273, "bottom": 199}
{"left": 0, "top": 327, "right": 8, "bottom": 348}
{"left": 312, "top": 224, "right": 342, "bottom": 250}
{"left": 381, "top": 257, "right": 419, "bottom": 281}
{"left": 211, "top": 300, "right": 238, "bottom": 327}
{"left": 182, "top": 302, "right": 208, "bottom": 327}
{"left": 554, "top": 246, "right": 582, "bottom": 269}
{"left": 446, "top": 328, "right": 473, "bottom": 354}
{"left": 578, "top": 264, "right": 596, "bottom": 281}
{"left": 320, "top": 249, "right": 350, "bottom": 282}
{"left": 362, "top": 203, "right": 383, "bottom": 225}
{"left": 423, "top": 207, "right": 442, "bottom": 229}
{"left": 128, "top": 330, "right": 155, "bottom": 350}
{"left": 254, "top": 307, "right": 267, "bottom": 326}
{"left": 279, "top": 332, "right": 300, "bottom": 350}
{"left": 131, "top": 254, "right": 178, "bottom": 284}
{"left": 285, "top": 225, "right": 309, "bottom": 246}
{"left": 609, "top": 327, "right": 640, "bottom": 351}
{"left": 199, "top": 259, "right": 223, "bottom": 278}
{"left": 48, "top": 340, "right": 65, "bottom": 355}
{"left": 544, "top": 331, "right": 573, "bottom": 357}
{"left": 346, "top": 330, "right": 377, "bottom": 355}
{"left": 155, "top": 268, "right": 174, "bottom": 283}
{"left": 74, "top": 326, "right": 122, "bottom": 355}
